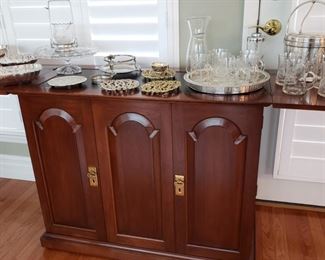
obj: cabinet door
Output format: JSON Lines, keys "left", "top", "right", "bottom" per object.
{"left": 19, "top": 97, "right": 106, "bottom": 241}
{"left": 173, "top": 104, "right": 263, "bottom": 260}
{"left": 92, "top": 101, "right": 174, "bottom": 252}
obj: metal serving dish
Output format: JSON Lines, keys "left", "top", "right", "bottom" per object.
{"left": 0, "top": 54, "right": 38, "bottom": 66}
{"left": 284, "top": 0, "right": 325, "bottom": 69}
{"left": 183, "top": 70, "right": 270, "bottom": 95}
{"left": 0, "top": 63, "right": 42, "bottom": 87}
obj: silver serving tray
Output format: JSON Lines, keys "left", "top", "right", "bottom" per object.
{"left": 47, "top": 76, "right": 87, "bottom": 88}
{"left": 0, "top": 63, "right": 42, "bottom": 87}
{"left": 184, "top": 70, "right": 270, "bottom": 95}
{"left": 0, "top": 54, "right": 37, "bottom": 66}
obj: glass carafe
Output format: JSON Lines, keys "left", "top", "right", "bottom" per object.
{"left": 186, "top": 16, "right": 210, "bottom": 73}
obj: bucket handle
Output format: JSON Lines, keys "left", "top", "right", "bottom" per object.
{"left": 286, "top": 0, "right": 325, "bottom": 35}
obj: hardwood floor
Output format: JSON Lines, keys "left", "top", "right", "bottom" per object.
{"left": 0, "top": 178, "right": 324, "bottom": 260}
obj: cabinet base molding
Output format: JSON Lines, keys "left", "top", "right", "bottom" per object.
{"left": 41, "top": 233, "right": 209, "bottom": 260}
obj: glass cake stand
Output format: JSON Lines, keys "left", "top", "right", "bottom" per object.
{"left": 34, "top": 46, "right": 96, "bottom": 75}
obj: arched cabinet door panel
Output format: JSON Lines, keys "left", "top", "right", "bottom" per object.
{"left": 173, "top": 104, "right": 263, "bottom": 260}
{"left": 19, "top": 97, "right": 106, "bottom": 241}
{"left": 92, "top": 101, "right": 174, "bottom": 252}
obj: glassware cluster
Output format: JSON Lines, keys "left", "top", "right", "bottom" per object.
{"left": 186, "top": 17, "right": 265, "bottom": 89}
{"left": 276, "top": 51, "right": 325, "bottom": 96}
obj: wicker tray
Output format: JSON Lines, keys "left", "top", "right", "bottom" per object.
{"left": 141, "top": 80, "right": 180, "bottom": 97}
{"left": 99, "top": 79, "right": 140, "bottom": 95}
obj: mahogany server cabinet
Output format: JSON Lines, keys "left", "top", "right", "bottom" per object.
{"left": 18, "top": 91, "right": 264, "bottom": 260}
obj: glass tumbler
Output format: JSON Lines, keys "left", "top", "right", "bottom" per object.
{"left": 276, "top": 54, "right": 287, "bottom": 86}
{"left": 282, "top": 62, "right": 307, "bottom": 96}
{"left": 48, "top": 0, "right": 78, "bottom": 52}
{"left": 317, "top": 55, "right": 325, "bottom": 97}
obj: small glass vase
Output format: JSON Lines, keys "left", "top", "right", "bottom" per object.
{"left": 186, "top": 16, "right": 210, "bottom": 73}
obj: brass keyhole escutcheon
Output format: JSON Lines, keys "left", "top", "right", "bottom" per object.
{"left": 174, "top": 175, "right": 185, "bottom": 196}
{"left": 87, "top": 166, "right": 98, "bottom": 187}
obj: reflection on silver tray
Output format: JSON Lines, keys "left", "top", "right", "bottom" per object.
{"left": 0, "top": 54, "right": 38, "bottom": 66}
{"left": 47, "top": 75, "right": 87, "bottom": 88}
{"left": 0, "top": 63, "right": 42, "bottom": 87}
{"left": 183, "top": 70, "right": 270, "bottom": 95}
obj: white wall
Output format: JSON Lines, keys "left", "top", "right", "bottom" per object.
{"left": 242, "top": 0, "right": 292, "bottom": 69}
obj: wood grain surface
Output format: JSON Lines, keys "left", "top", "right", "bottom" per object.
{"left": 2, "top": 67, "right": 325, "bottom": 111}
{"left": 0, "top": 68, "right": 272, "bottom": 107}
{"left": 1, "top": 179, "right": 325, "bottom": 260}
{"left": 256, "top": 205, "right": 325, "bottom": 260}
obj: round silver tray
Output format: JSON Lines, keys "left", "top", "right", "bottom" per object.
{"left": 183, "top": 70, "right": 270, "bottom": 95}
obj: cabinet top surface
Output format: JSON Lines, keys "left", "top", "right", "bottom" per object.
{"left": 0, "top": 67, "right": 272, "bottom": 107}
{"left": 1, "top": 66, "right": 325, "bottom": 110}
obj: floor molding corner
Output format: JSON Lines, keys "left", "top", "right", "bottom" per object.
{"left": 0, "top": 154, "right": 34, "bottom": 181}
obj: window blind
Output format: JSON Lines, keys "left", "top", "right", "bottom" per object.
{"left": 4, "top": 0, "right": 178, "bottom": 67}
{"left": 275, "top": 110, "right": 325, "bottom": 184}
{"left": 87, "top": 0, "right": 165, "bottom": 66}
{"left": 8, "top": 0, "right": 50, "bottom": 53}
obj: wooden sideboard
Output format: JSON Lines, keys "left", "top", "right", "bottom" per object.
{"left": 1, "top": 68, "right": 324, "bottom": 260}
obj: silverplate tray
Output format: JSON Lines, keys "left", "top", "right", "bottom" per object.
{"left": 0, "top": 63, "right": 42, "bottom": 87}
{"left": 0, "top": 54, "right": 38, "bottom": 66}
{"left": 183, "top": 70, "right": 271, "bottom": 95}
{"left": 47, "top": 76, "right": 87, "bottom": 88}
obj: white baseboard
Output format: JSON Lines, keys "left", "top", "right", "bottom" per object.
{"left": 257, "top": 173, "right": 325, "bottom": 207}
{"left": 0, "top": 154, "right": 34, "bottom": 181}
{"left": 0, "top": 130, "right": 27, "bottom": 144}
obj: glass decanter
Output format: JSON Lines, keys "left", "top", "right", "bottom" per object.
{"left": 186, "top": 16, "right": 210, "bottom": 73}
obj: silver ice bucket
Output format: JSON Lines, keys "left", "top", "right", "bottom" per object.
{"left": 284, "top": 0, "right": 325, "bottom": 75}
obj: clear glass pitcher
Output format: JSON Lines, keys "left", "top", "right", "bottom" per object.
{"left": 186, "top": 16, "right": 210, "bottom": 73}
{"left": 48, "top": 0, "right": 78, "bottom": 52}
